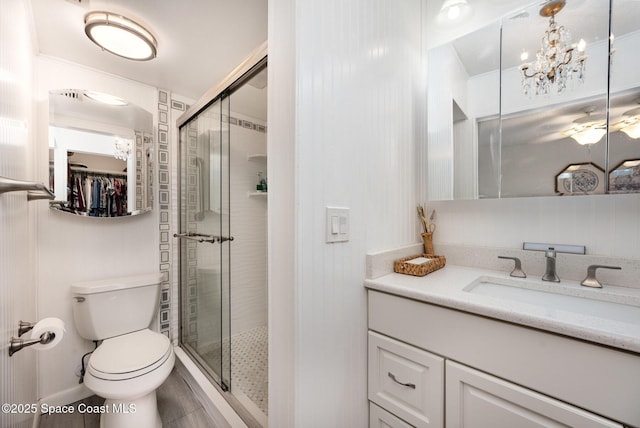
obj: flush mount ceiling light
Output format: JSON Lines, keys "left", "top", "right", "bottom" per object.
{"left": 519, "top": 0, "right": 587, "bottom": 97}
{"left": 84, "top": 11, "right": 157, "bottom": 61}
{"left": 439, "top": 0, "right": 471, "bottom": 22}
{"left": 83, "top": 90, "right": 128, "bottom": 106}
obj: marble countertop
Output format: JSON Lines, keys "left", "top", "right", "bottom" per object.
{"left": 365, "top": 264, "right": 640, "bottom": 354}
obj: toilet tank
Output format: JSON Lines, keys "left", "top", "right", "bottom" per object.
{"left": 71, "top": 273, "right": 163, "bottom": 341}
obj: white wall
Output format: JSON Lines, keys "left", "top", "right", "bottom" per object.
{"left": 268, "top": 0, "right": 424, "bottom": 426}
{"left": 0, "top": 1, "right": 38, "bottom": 426}
{"left": 34, "top": 56, "right": 159, "bottom": 402}
{"left": 430, "top": 193, "right": 640, "bottom": 262}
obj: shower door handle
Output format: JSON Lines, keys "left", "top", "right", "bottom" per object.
{"left": 218, "top": 236, "right": 234, "bottom": 243}
{"left": 173, "top": 233, "right": 217, "bottom": 243}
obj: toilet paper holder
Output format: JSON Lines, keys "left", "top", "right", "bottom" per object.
{"left": 18, "top": 320, "right": 35, "bottom": 337}
{"left": 8, "top": 320, "right": 56, "bottom": 357}
{"left": 9, "top": 332, "right": 56, "bottom": 357}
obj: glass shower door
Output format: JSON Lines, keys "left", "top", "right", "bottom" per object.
{"left": 178, "top": 96, "right": 231, "bottom": 390}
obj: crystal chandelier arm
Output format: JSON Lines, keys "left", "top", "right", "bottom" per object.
{"left": 520, "top": 65, "right": 544, "bottom": 79}
{"left": 559, "top": 48, "right": 574, "bottom": 66}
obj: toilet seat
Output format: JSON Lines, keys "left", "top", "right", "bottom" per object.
{"left": 88, "top": 329, "right": 172, "bottom": 381}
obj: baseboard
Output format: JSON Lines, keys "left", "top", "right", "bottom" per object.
{"left": 33, "top": 383, "right": 93, "bottom": 428}
{"left": 38, "top": 383, "right": 93, "bottom": 408}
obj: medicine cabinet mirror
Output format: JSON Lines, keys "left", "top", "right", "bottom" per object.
{"left": 48, "top": 89, "right": 154, "bottom": 217}
{"left": 425, "top": 0, "right": 640, "bottom": 201}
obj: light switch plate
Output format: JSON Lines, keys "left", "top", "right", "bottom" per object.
{"left": 326, "top": 207, "right": 349, "bottom": 243}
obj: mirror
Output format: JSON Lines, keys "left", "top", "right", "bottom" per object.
{"left": 48, "top": 89, "right": 154, "bottom": 217}
{"left": 426, "top": 0, "right": 640, "bottom": 200}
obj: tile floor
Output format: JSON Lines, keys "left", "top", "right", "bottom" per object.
{"left": 202, "top": 325, "right": 268, "bottom": 416}
{"left": 39, "top": 369, "right": 216, "bottom": 428}
{"left": 231, "top": 325, "right": 268, "bottom": 415}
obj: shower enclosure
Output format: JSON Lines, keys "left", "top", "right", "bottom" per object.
{"left": 176, "top": 46, "right": 268, "bottom": 426}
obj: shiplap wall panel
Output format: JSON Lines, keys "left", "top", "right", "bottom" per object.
{"left": 0, "top": 1, "right": 37, "bottom": 427}
{"left": 269, "top": 0, "right": 424, "bottom": 426}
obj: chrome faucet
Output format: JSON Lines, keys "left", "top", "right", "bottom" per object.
{"left": 581, "top": 265, "right": 622, "bottom": 288}
{"left": 523, "top": 242, "right": 586, "bottom": 283}
{"left": 542, "top": 247, "right": 560, "bottom": 282}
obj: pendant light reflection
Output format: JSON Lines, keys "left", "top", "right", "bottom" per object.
{"left": 565, "top": 109, "right": 606, "bottom": 146}
{"left": 619, "top": 107, "right": 640, "bottom": 139}
{"left": 84, "top": 11, "right": 157, "bottom": 61}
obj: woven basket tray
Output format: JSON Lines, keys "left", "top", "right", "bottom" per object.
{"left": 394, "top": 254, "right": 446, "bottom": 277}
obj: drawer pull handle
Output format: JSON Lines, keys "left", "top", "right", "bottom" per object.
{"left": 388, "top": 372, "right": 416, "bottom": 389}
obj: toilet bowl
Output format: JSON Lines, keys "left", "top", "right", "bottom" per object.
{"left": 71, "top": 273, "right": 174, "bottom": 428}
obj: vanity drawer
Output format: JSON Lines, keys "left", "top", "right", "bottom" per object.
{"left": 370, "top": 402, "right": 415, "bottom": 428}
{"left": 368, "top": 331, "right": 444, "bottom": 428}
{"left": 446, "top": 361, "right": 623, "bottom": 428}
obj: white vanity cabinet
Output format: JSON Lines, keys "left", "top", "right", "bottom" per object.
{"left": 446, "top": 361, "right": 621, "bottom": 427}
{"left": 367, "top": 290, "right": 640, "bottom": 428}
{"left": 368, "top": 331, "right": 444, "bottom": 427}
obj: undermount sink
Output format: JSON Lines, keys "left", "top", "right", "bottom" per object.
{"left": 464, "top": 276, "right": 640, "bottom": 324}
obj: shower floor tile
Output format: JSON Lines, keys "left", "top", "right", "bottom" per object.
{"left": 201, "top": 324, "right": 268, "bottom": 417}
{"left": 231, "top": 325, "right": 268, "bottom": 416}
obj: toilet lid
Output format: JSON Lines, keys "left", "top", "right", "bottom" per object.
{"left": 90, "top": 329, "right": 170, "bottom": 375}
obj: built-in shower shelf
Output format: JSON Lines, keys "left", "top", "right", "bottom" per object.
{"left": 247, "top": 154, "right": 267, "bottom": 162}
{"left": 248, "top": 192, "right": 268, "bottom": 198}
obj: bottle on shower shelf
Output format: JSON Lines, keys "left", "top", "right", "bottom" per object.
{"left": 256, "top": 172, "right": 267, "bottom": 192}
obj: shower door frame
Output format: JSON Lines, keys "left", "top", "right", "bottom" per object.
{"left": 176, "top": 41, "right": 267, "bottom": 427}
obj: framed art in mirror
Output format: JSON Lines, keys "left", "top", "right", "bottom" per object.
{"left": 555, "top": 162, "right": 605, "bottom": 196}
{"left": 609, "top": 159, "right": 640, "bottom": 193}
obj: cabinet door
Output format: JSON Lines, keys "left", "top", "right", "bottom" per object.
{"left": 368, "top": 331, "right": 444, "bottom": 428}
{"left": 370, "top": 402, "right": 415, "bottom": 428}
{"left": 446, "top": 361, "right": 622, "bottom": 428}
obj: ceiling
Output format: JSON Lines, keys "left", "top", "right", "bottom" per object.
{"left": 29, "top": 0, "right": 268, "bottom": 101}
{"left": 449, "top": 0, "right": 639, "bottom": 77}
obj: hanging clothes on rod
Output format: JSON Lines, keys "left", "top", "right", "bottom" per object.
{"left": 66, "top": 170, "right": 128, "bottom": 217}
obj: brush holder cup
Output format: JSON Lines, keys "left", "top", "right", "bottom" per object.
{"left": 421, "top": 232, "right": 434, "bottom": 255}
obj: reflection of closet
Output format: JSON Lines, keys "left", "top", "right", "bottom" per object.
{"left": 62, "top": 166, "right": 128, "bottom": 217}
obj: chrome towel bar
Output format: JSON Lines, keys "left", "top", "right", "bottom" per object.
{"left": 173, "top": 232, "right": 234, "bottom": 244}
{"left": 0, "top": 176, "right": 54, "bottom": 200}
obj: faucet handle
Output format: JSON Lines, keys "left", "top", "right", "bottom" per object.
{"left": 580, "top": 265, "right": 622, "bottom": 288}
{"left": 498, "top": 256, "right": 527, "bottom": 278}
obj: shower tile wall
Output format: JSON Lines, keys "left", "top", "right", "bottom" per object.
{"left": 157, "top": 89, "right": 187, "bottom": 344}
{"left": 177, "top": 109, "right": 268, "bottom": 347}
{"left": 229, "top": 112, "right": 268, "bottom": 335}
{"left": 157, "top": 89, "right": 173, "bottom": 339}
{"left": 160, "top": 89, "right": 269, "bottom": 348}
{"left": 0, "top": 1, "right": 38, "bottom": 427}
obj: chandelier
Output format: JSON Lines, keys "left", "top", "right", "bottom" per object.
{"left": 519, "top": 0, "right": 587, "bottom": 96}
{"left": 114, "top": 138, "right": 132, "bottom": 160}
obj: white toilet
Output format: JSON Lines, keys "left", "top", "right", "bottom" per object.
{"left": 71, "top": 273, "right": 175, "bottom": 428}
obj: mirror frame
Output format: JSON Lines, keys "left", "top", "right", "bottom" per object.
{"left": 48, "top": 89, "right": 155, "bottom": 217}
